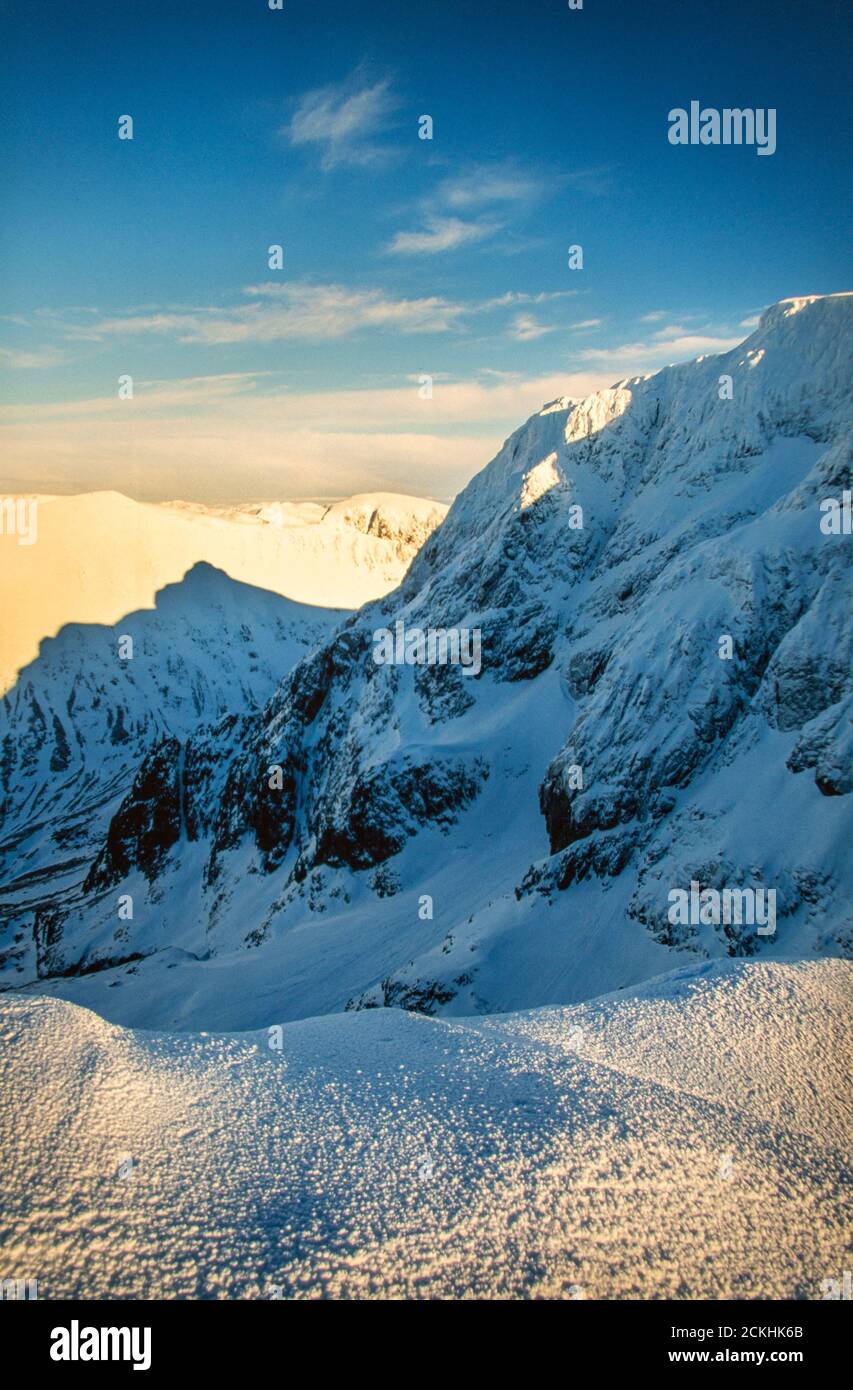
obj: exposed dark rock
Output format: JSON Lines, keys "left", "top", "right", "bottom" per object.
{"left": 84, "top": 737, "right": 182, "bottom": 889}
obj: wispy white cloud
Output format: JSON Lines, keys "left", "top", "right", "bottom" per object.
{"left": 284, "top": 71, "right": 397, "bottom": 171}
{"left": 384, "top": 160, "right": 550, "bottom": 258}
{"left": 650, "top": 323, "right": 695, "bottom": 339}
{"left": 476, "top": 290, "right": 575, "bottom": 311}
{"left": 580, "top": 330, "right": 743, "bottom": 372}
{"left": 385, "top": 216, "right": 497, "bottom": 256}
{"left": 570, "top": 318, "right": 602, "bottom": 330}
{"left": 510, "top": 313, "right": 556, "bottom": 341}
{"left": 0, "top": 369, "right": 613, "bottom": 430}
{"left": 40, "top": 282, "right": 584, "bottom": 349}
{"left": 0, "top": 373, "right": 267, "bottom": 418}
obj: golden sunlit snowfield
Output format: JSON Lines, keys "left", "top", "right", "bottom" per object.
{"left": 0, "top": 489, "right": 446, "bottom": 691}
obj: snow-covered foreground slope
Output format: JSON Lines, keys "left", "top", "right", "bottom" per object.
{"left": 1, "top": 958, "right": 849, "bottom": 1299}
{"left": 0, "top": 489, "right": 447, "bottom": 691}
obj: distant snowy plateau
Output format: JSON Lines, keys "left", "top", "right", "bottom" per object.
{"left": 1, "top": 294, "right": 850, "bottom": 1298}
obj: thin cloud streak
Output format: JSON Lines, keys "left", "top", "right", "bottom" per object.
{"left": 76, "top": 284, "right": 467, "bottom": 345}
{"left": 580, "top": 332, "right": 743, "bottom": 371}
{"left": 385, "top": 217, "right": 498, "bottom": 256}
{"left": 0, "top": 346, "right": 67, "bottom": 369}
{"left": 26, "top": 283, "right": 587, "bottom": 350}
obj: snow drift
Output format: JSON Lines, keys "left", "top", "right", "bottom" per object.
{"left": 1, "top": 958, "right": 849, "bottom": 1299}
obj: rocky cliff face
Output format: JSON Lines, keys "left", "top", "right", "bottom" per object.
{"left": 4, "top": 295, "right": 851, "bottom": 1028}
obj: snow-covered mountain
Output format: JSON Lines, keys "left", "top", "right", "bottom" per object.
{"left": 0, "top": 489, "right": 446, "bottom": 984}
{"left": 0, "top": 565, "right": 344, "bottom": 979}
{"left": 0, "top": 488, "right": 448, "bottom": 691}
{"left": 3, "top": 294, "right": 851, "bottom": 1029}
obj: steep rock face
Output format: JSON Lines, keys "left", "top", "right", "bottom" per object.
{"left": 787, "top": 693, "right": 853, "bottom": 796}
{"left": 85, "top": 738, "right": 182, "bottom": 889}
{"left": 538, "top": 541, "right": 836, "bottom": 854}
{"left": 5, "top": 295, "right": 852, "bottom": 1021}
{"left": 309, "top": 755, "right": 489, "bottom": 872}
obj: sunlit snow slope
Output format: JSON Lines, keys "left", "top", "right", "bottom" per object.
{"left": 0, "top": 958, "right": 848, "bottom": 1299}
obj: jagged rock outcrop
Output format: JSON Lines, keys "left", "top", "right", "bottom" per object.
{"left": 85, "top": 737, "right": 182, "bottom": 889}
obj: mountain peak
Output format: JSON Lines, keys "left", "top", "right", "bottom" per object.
{"left": 757, "top": 291, "right": 852, "bottom": 332}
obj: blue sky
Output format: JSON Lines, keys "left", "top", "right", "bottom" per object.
{"left": 1, "top": 0, "right": 850, "bottom": 500}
